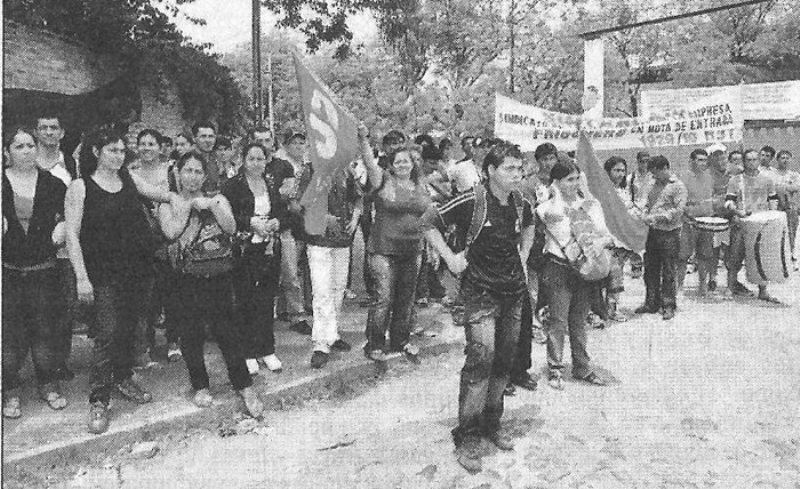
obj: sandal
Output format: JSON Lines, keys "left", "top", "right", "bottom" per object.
{"left": 758, "top": 294, "right": 781, "bottom": 304}
{"left": 40, "top": 386, "right": 68, "bottom": 410}
{"left": 3, "top": 396, "right": 21, "bottom": 419}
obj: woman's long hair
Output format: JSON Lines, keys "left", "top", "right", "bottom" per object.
{"left": 79, "top": 125, "right": 126, "bottom": 177}
{"left": 389, "top": 144, "right": 423, "bottom": 184}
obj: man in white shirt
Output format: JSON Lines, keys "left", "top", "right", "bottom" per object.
{"left": 36, "top": 115, "right": 78, "bottom": 381}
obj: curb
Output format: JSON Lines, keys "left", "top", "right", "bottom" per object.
{"left": 3, "top": 338, "right": 461, "bottom": 473}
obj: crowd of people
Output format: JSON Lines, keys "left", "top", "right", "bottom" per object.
{"left": 3, "top": 114, "right": 798, "bottom": 472}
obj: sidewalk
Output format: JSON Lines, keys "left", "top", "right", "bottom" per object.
{"left": 1, "top": 300, "right": 463, "bottom": 469}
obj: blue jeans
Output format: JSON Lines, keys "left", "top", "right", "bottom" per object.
{"left": 454, "top": 284, "right": 522, "bottom": 440}
{"left": 365, "top": 253, "right": 421, "bottom": 352}
{"left": 644, "top": 228, "right": 680, "bottom": 311}
{"left": 2, "top": 266, "right": 60, "bottom": 391}
{"left": 542, "top": 259, "right": 592, "bottom": 378}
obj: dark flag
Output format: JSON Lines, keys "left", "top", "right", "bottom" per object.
{"left": 292, "top": 51, "right": 360, "bottom": 236}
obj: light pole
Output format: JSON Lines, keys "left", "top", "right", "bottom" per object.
{"left": 252, "top": 0, "right": 263, "bottom": 124}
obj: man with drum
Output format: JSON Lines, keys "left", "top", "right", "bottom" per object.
{"left": 724, "top": 148, "right": 781, "bottom": 303}
{"left": 708, "top": 143, "right": 733, "bottom": 290}
{"left": 677, "top": 149, "right": 717, "bottom": 296}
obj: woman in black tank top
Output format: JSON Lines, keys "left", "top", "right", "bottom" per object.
{"left": 65, "top": 126, "right": 178, "bottom": 435}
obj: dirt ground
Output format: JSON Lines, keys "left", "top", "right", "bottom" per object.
{"left": 47, "top": 269, "right": 799, "bottom": 489}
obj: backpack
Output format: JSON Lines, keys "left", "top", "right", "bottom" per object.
{"left": 173, "top": 209, "right": 235, "bottom": 278}
{"left": 462, "top": 185, "right": 526, "bottom": 255}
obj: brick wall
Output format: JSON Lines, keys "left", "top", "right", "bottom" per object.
{"left": 3, "top": 21, "right": 120, "bottom": 95}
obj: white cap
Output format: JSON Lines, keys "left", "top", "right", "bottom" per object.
{"left": 706, "top": 143, "right": 727, "bottom": 154}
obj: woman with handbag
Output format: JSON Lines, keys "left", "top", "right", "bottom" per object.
{"left": 222, "top": 143, "right": 285, "bottom": 375}
{"left": 159, "top": 151, "right": 263, "bottom": 417}
{"left": 537, "top": 159, "right": 614, "bottom": 390}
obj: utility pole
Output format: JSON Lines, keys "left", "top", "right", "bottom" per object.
{"left": 267, "top": 52, "right": 275, "bottom": 136}
{"left": 252, "top": 0, "right": 263, "bottom": 124}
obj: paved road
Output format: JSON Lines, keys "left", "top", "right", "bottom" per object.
{"left": 55, "top": 271, "right": 800, "bottom": 489}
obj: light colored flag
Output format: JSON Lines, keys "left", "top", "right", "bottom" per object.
{"left": 292, "top": 51, "right": 360, "bottom": 236}
{"left": 575, "top": 131, "right": 648, "bottom": 253}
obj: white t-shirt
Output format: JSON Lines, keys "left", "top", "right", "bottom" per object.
{"left": 251, "top": 194, "right": 272, "bottom": 243}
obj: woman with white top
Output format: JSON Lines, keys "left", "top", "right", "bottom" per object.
{"left": 538, "top": 159, "right": 614, "bottom": 390}
{"left": 222, "top": 143, "right": 285, "bottom": 375}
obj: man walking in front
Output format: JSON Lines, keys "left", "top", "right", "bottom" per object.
{"left": 423, "top": 142, "right": 535, "bottom": 473}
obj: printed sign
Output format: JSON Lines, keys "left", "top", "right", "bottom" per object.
{"left": 640, "top": 81, "right": 800, "bottom": 121}
{"left": 495, "top": 92, "right": 743, "bottom": 151}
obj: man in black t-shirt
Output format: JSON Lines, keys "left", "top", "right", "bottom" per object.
{"left": 422, "top": 142, "right": 536, "bottom": 474}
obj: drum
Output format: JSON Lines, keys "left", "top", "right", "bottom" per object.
{"left": 741, "top": 211, "right": 791, "bottom": 285}
{"left": 693, "top": 216, "right": 730, "bottom": 233}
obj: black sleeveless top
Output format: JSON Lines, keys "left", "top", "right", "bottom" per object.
{"left": 80, "top": 170, "right": 154, "bottom": 283}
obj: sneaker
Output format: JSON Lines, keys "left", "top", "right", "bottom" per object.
{"left": 289, "top": 320, "right": 312, "bottom": 336}
{"left": 510, "top": 373, "right": 538, "bottom": 391}
{"left": 87, "top": 401, "right": 109, "bottom": 434}
{"left": 587, "top": 312, "right": 606, "bottom": 329}
{"left": 261, "top": 354, "right": 283, "bottom": 372}
{"left": 403, "top": 344, "right": 420, "bottom": 364}
{"left": 454, "top": 436, "right": 483, "bottom": 474}
{"left": 415, "top": 297, "right": 429, "bottom": 307}
{"left": 485, "top": 429, "right": 515, "bottom": 451}
{"left": 548, "top": 371, "right": 564, "bottom": 391}
{"left": 634, "top": 304, "right": 659, "bottom": 314}
{"left": 331, "top": 339, "right": 352, "bottom": 352}
{"left": 237, "top": 387, "right": 264, "bottom": 418}
{"left": 246, "top": 358, "right": 260, "bottom": 375}
{"left": 192, "top": 388, "right": 213, "bottom": 408}
{"left": 2, "top": 396, "right": 21, "bottom": 419}
{"left": 365, "top": 349, "right": 388, "bottom": 362}
{"left": 115, "top": 379, "right": 152, "bottom": 404}
{"left": 310, "top": 351, "right": 329, "bottom": 369}
{"left": 758, "top": 293, "right": 781, "bottom": 304}
{"left": 503, "top": 383, "right": 516, "bottom": 396}
{"left": 730, "top": 282, "right": 754, "bottom": 297}
{"left": 167, "top": 343, "right": 182, "bottom": 363}
{"left": 574, "top": 372, "right": 607, "bottom": 386}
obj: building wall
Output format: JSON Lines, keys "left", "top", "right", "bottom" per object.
{"left": 3, "top": 21, "right": 120, "bottom": 95}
